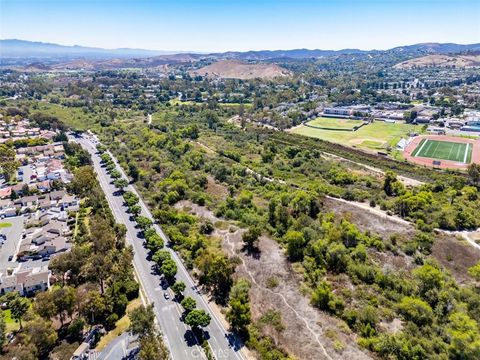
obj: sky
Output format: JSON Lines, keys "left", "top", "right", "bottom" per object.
{"left": 1, "top": 0, "right": 479, "bottom": 52}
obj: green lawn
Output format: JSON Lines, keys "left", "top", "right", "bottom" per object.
{"left": 3, "top": 309, "right": 20, "bottom": 332}
{"left": 306, "top": 117, "right": 364, "bottom": 130}
{"left": 30, "top": 102, "right": 97, "bottom": 130}
{"left": 412, "top": 139, "right": 472, "bottom": 163}
{"left": 292, "top": 120, "right": 420, "bottom": 151}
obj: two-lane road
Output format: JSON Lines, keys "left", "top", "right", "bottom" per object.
{"left": 75, "top": 135, "right": 245, "bottom": 360}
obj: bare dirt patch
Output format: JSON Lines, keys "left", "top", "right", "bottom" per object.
{"left": 323, "top": 197, "right": 414, "bottom": 239}
{"left": 205, "top": 175, "right": 229, "bottom": 201}
{"left": 191, "top": 60, "right": 292, "bottom": 80}
{"left": 431, "top": 233, "right": 480, "bottom": 284}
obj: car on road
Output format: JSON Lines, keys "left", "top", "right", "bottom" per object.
{"left": 163, "top": 292, "right": 170, "bottom": 300}
{"left": 8, "top": 255, "right": 13, "bottom": 262}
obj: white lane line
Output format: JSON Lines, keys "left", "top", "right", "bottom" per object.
{"left": 464, "top": 143, "right": 471, "bottom": 163}
{"left": 414, "top": 139, "right": 429, "bottom": 157}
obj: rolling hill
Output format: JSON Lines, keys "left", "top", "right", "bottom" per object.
{"left": 394, "top": 54, "right": 480, "bottom": 69}
{"left": 190, "top": 60, "right": 292, "bottom": 79}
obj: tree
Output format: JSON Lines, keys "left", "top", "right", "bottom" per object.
{"left": 34, "top": 291, "right": 57, "bottom": 320}
{"left": 447, "top": 312, "right": 480, "bottom": 359}
{"left": 123, "top": 191, "right": 139, "bottom": 207}
{"left": 129, "top": 304, "right": 156, "bottom": 339}
{"left": 161, "top": 259, "right": 177, "bottom": 281}
{"left": 0, "top": 310, "right": 5, "bottom": 348}
{"left": 81, "top": 290, "right": 108, "bottom": 325}
{"left": 468, "top": 262, "right": 480, "bottom": 282}
{"left": 383, "top": 171, "right": 404, "bottom": 196}
{"left": 180, "top": 297, "right": 197, "bottom": 313}
{"left": 114, "top": 178, "right": 129, "bottom": 192}
{"left": 110, "top": 169, "right": 121, "bottom": 180}
{"left": 242, "top": 226, "right": 261, "bottom": 251}
{"left": 153, "top": 250, "right": 171, "bottom": 266}
{"left": 129, "top": 163, "right": 140, "bottom": 182}
{"left": 204, "top": 110, "right": 219, "bottom": 129}
{"left": 468, "top": 163, "right": 480, "bottom": 187}
{"left": 226, "top": 279, "right": 251, "bottom": 336}
{"left": 184, "top": 309, "right": 211, "bottom": 330}
{"left": 70, "top": 166, "right": 97, "bottom": 197}
{"left": 24, "top": 318, "right": 58, "bottom": 357}
{"left": 53, "top": 286, "right": 76, "bottom": 326}
{"left": 136, "top": 216, "right": 153, "bottom": 231}
{"left": 310, "top": 280, "right": 333, "bottom": 311}
{"left": 139, "top": 334, "right": 169, "bottom": 360}
{"left": 171, "top": 281, "right": 186, "bottom": 299}
{"left": 0, "top": 144, "right": 19, "bottom": 182}
{"left": 129, "top": 305, "right": 169, "bottom": 360}
{"left": 285, "top": 230, "right": 305, "bottom": 261}
{"left": 8, "top": 292, "right": 30, "bottom": 329}
{"left": 196, "top": 252, "right": 234, "bottom": 303}
{"left": 398, "top": 296, "right": 433, "bottom": 326}
{"left": 130, "top": 204, "right": 141, "bottom": 217}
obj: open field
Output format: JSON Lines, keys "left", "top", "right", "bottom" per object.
{"left": 291, "top": 120, "right": 419, "bottom": 151}
{"left": 306, "top": 117, "right": 363, "bottom": 130}
{"left": 412, "top": 139, "right": 472, "bottom": 163}
{"left": 404, "top": 135, "right": 480, "bottom": 169}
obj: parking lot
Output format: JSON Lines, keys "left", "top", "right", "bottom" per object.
{"left": 18, "top": 165, "right": 34, "bottom": 184}
{"left": 0, "top": 216, "right": 24, "bottom": 272}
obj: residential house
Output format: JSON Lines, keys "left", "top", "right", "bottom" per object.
{"left": 0, "top": 265, "right": 50, "bottom": 296}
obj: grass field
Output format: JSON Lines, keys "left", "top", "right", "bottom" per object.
{"left": 412, "top": 139, "right": 472, "bottom": 163}
{"left": 306, "top": 117, "right": 363, "bottom": 130}
{"left": 292, "top": 120, "right": 420, "bottom": 151}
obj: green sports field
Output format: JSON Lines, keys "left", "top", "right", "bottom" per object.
{"left": 412, "top": 139, "right": 473, "bottom": 163}
{"left": 305, "top": 117, "right": 363, "bottom": 130}
{"left": 292, "top": 120, "right": 420, "bottom": 151}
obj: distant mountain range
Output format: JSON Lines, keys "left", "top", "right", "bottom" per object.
{"left": 0, "top": 39, "right": 182, "bottom": 59}
{"left": 1, "top": 39, "right": 480, "bottom": 62}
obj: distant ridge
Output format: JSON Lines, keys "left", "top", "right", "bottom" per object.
{"left": 1, "top": 39, "right": 480, "bottom": 61}
{"left": 0, "top": 39, "right": 181, "bottom": 59}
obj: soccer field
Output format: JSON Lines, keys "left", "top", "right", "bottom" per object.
{"left": 412, "top": 139, "right": 473, "bottom": 163}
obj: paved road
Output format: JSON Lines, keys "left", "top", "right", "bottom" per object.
{"left": 0, "top": 216, "right": 24, "bottom": 272}
{"left": 98, "top": 332, "right": 138, "bottom": 360}
{"left": 75, "top": 134, "right": 245, "bottom": 360}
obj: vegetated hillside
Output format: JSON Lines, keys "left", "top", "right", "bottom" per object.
{"left": 394, "top": 54, "right": 480, "bottom": 68}
{"left": 190, "top": 60, "right": 292, "bottom": 79}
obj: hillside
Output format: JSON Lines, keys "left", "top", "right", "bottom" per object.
{"left": 394, "top": 54, "right": 480, "bottom": 68}
{"left": 190, "top": 60, "right": 292, "bottom": 79}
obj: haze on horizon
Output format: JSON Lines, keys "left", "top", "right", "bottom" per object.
{"left": 1, "top": 0, "right": 479, "bottom": 53}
